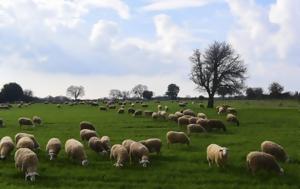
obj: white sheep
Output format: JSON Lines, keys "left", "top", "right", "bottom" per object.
{"left": 65, "top": 139, "right": 88, "bottom": 166}
{"left": 16, "top": 137, "right": 35, "bottom": 151}
{"left": 129, "top": 142, "right": 150, "bottom": 167}
{"left": 100, "top": 136, "right": 111, "bottom": 152}
{"left": 197, "top": 113, "right": 207, "bottom": 119}
{"left": 139, "top": 138, "right": 162, "bottom": 154}
{"left": 206, "top": 144, "right": 229, "bottom": 167}
{"left": 88, "top": 137, "right": 106, "bottom": 155}
{"left": 157, "top": 104, "right": 162, "bottom": 111}
{"left": 110, "top": 144, "right": 129, "bottom": 168}
{"left": 0, "top": 136, "right": 15, "bottom": 159}
{"left": 80, "top": 129, "right": 98, "bottom": 141}
{"left": 166, "top": 131, "right": 190, "bottom": 147}
{"left": 46, "top": 138, "right": 62, "bottom": 160}
{"left": 15, "top": 133, "right": 40, "bottom": 150}
{"left": 122, "top": 139, "right": 136, "bottom": 153}
{"left": 261, "top": 141, "right": 288, "bottom": 162}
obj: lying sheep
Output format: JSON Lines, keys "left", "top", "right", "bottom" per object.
{"left": 122, "top": 139, "right": 136, "bottom": 153}
{"left": 79, "top": 121, "right": 96, "bottom": 131}
{"left": 246, "top": 151, "right": 284, "bottom": 175}
{"left": 197, "top": 113, "right": 207, "bottom": 119}
{"left": 110, "top": 144, "right": 129, "bottom": 168}
{"left": 117, "top": 108, "right": 125, "bottom": 114}
{"left": 46, "top": 138, "right": 62, "bottom": 160}
{"left": 261, "top": 141, "right": 288, "bottom": 162}
{"left": 88, "top": 137, "right": 106, "bottom": 155}
{"left": 15, "top": 133, "right": 40, "bottom": 150}
{"left": 226, "top": 114, "right": 239, "bottom": 126}
{"left": 16, "top": 137, "right": 35, "bottom": 151}
{"left": 65, "top": 139, "right": 88, "bottom": 166}
{"left": 183, "top": 109, "right": 196, "bottom": 117}
{"left": 0, "top": 136, "right": 15, "bottom": 159}
{"left": 129, "top": 142, "right": 150, "bottom": 167}
{"left": 32, "top": 116, "right": 42, "bottom": 125}
{"left": 166, "top": 131, "right": 190, "bottom": 147}
{"left": 178, "top": 116, "right": 189, "bottom": 128}
{"left": 99, "top": 106, "right": 107, "bottom": 111}
{"left": 80, "top": 129, "right": 98, "bottom": 141}
{"left": 188, "top": 117, "right": 198, "bottom": 124}
{"left": 187, "top": 124, "right": 206, "bottom": 136}
{"left": 100, "top": 136, "right": 111, "bottom": 152}
{"left": 133, "top": 109, "right": 143, "bottom": 117}
{"left": 139, "top": 138, "right": 162, "bottom": 154}
{"left": 18, "top": 117, "right": 33, "bottom": 128}
{"left": 152, "top": 112, "right": 158, "bottom": 119}
{"left": 207, "top": 144, "right": 229, "bottom": 167}
{"left": 15, "top": 148, "right": 39, "bottom": 182}
{"left": 128, "top": 108, "right": 135, "bottom": 114}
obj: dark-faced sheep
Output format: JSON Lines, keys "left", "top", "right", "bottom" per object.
{"left": 79, "top": 121, "right": 96, "bottom": 131}
{"left": 46, "top": 138, "right": 62, "bottom": 160}
{"left": 261, "top": 141, "right": 288, "bottom": 162}
{"left": 15, "top": 148, "right": 39, "bottom": 182}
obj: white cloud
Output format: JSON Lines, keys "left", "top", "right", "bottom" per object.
{"left": 89, "top": 20, "right": 119, "bottom": 47}
{"left": 142, "top": 0, "right": 217, "bottom": 11}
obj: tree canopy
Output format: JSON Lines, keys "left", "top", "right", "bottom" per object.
{"left": 165, "top": 84, "right": 180, "bottom": 100}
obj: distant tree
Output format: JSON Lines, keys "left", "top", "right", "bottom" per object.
{"left": 121, "top": 91, "right": 130, "bottom": 100}
{"left": 66, "top": 85, "right": 85, "bottom": 100}
{"left": 109, "top": 89, "right": 122, "bottom": 99}
{"left": 165, "top": 84, "right": 180, "bottom": 100}
{"left": 23, "top": 89, "right": 34, "bottom": 102}
{"left": 269, "top": 82, "right": 284, "bottom": 98}
{"left": 131, "top": 84, "right": 148, "bottom": 99}
{"left": 246, "top": 87, "right": 263, "bottom": 99}
{"left": 0, "top": 82, "right": 24, "bottom": 102}
{"left": 142, "top": 90, "right": 153, "bottom": 100}
{"left": 217, "top": 85, "right": 236, "bottom": 98}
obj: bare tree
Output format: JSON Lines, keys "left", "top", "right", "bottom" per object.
{"left": 109, "top": 89, "right": 122, "bottom": 99}
{"left": 66, "top": 85, "right": 85, "bottom": 100}
{"left": 121, "top": 91, "right": 130, "bottom": 100}
{"left": 131, "top": 84, "right": 148, "bottom": 99}
{"left": 269, "top": 82, "right": 284, "bottom": 97}
{"left": 190, "top": 41, "right": 247, "bottom": 108}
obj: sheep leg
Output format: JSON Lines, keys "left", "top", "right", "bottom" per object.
{"left": 207, "top": 158, "right": 212, "bottom": 167}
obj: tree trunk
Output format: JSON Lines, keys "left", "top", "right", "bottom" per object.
{"left": 207, "top": 95, "right": 214, "bottom": 108}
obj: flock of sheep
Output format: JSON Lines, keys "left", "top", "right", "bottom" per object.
{"left": 0, "top": 101, "right": 289, "bottom": 183}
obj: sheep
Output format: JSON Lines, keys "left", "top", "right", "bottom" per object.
{"left": 32, "top": 116, "right": 42, "bottom": 125}
{"left": 0, "top": 118, "right": 4, "bottom": 127}
{"left": 246, "top": 151, "right": 284, "bottom": 175}
{"left": 227, "top": 107, "right": 237, "bottom": 115}
{"left": 65, "top": 139, "right": 88, "bottom": 166}
{"left": 100, "top": 136, "right": 111, "bottom": 152}
{"left": 88, "top": 137, "right": 106, "bottom": 155}
{"left": 178, "top": 116, "right": 189, "bottom": 128}
{"left": 166, "top": 131, "right": 190, "bottom": 147}
{"left": 129, "top": 142, "right": 150, "bottom": 167}
{"left": 217, "top": 107, "right": 227, "bottom": 115}
{"left": 144, "top": 110, "right": 154, "bottom": 117}
{"left": 175, "top": 111, "right": 184, "bottom": 117}
{"left": 18, "top": 117, "right": 33, "bottom": 128}
{"left": 16, "top": 137, "right": 35, "bottom": 151}
{"left": 108, "top": 105, "right": 116, "bottom": 109}
{"left": 128, "top": 108, "right": 135, "bottom": 114}
{"left": 198, "top": 119, "right": 226, "bottom": 132}
{"left": 133, "top": 109, "right": 143, "bottom": 117}
{"left": 158, "top": 111, "right": 168, "bottom": 120}
{"left": 188, "top": 117, "right": 199, "bottom": 124}
{"left": 207, "top": 144, "right": 229, "bottom": 167}
{"left": 46, "top": 138, "right": 62, "bottom": 160}
{"left": 117, "top": 108, "right": 125, "bottom": 114}
{"left": 261, "top": 141, "right": 288, "bottom": 162}
{"left": 187, "top": 124, "right": 206, "bottom": 136}
{"left": 197, "top": 113, "right": 207, "bottom": 119}
{"left": 120, "top": 105, "right": 125, "bottom": 109}
{"left": 168, "top": 114, "right": 178, "bottom": 122}
{"left": 152, "top": 112, "right": 159, "bottom": 119}
{"left": 14, "top": 148, "right": 39, "bottom": 182}
{"left": 99, "top": 106, "right": 107, "bottom": 111}
{"left": 226, "top": 114, "right": 239, "bottom": 126}
{"left": 110, "top": 144, "right": 129, "bottom": 168}
{"left": 183, "top": 109, "right": 196, "bottom": 117}
{"left": 157, "top": 104, "right": 162, "bottom": 111}
{"left": 139, "top": 138, "right": 162, "bottom": 154}
{"left": 164, "top": 105, "right": 169, "bottom": 112}
{"left": 15, "top": 133, "right": 40, "bottom": 150}
{"left": 199, "top": 103, "right": 205, "bottom": 108}
{"left": 131, "top": 103, "right": 135, "bottom": 107}
{"left": 122, "top": 139, "right": 136, "bottom": 153}
{"left": 0, "top": 136, "right": 15, "bottom": 159}
{"left": 79, "top": 121, "right": 96, "bottom": 131}
{"left": 80, "top": 129, "right": 98, "bottom": 141}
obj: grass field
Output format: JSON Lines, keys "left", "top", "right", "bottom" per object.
{"left": 0, "top": 100, "right": 300, "bottom": 189}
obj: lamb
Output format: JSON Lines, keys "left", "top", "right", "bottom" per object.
{"left": 178, "top": 116, "right": 189, "bottom": 128}
{"left": 183, "top": 109, "right": 196, "bottom": 117}
{"left": 32, "top": 116, "right": 42, "bottom": 125}
{"left": 117, "top": 108, "right": 125, "bottom": 114}
{"left": 80, "top": 129, "right": 98, "bottom": 141}
{"left": 18, "top": 117, "right": 33, "bottom": 128}
{"left": 122, "top": 139, "right": 136, "bottom": 153}
{"left": 15, "top": 133, "right": 40, "bottom": 150}
{"left": 197, "top": 113, "right": 207, "bottom": 119}
{"left": 261, "top": 141, "right": 288, "bottom": 162}
{"left": 166, "top": 131, "right": 190, "bottom": 147}
{"left": 226, "top": 114, "right": 239, "bottom": 126}
{"left": 139, "top": 138, "right": 162, "bottom": 154}
{"left": 129, "top": 142, "right": 150, "bottom": 167}
{"left": 14, "top": 148, "right": 39, "bottom": 182}
{"left": 16, "top": 137, "right": 35, "bottom": 150}
{"left": 187, "top": 124, "right": 206, "bottom": 136}
{"left": 133, "top": 109, "right": 143, "bottom": 116}
{"left": 152, "top": 112, "right": 159, "bottom": 119}
{"left": 128, "top": 108, "right": 135, "bottom": 114}
{"left": 79, "top": 121, "right": 96, "bottom": 131}
{"left": 246, "top": 151, "right": 284, "bottom": 175}
{"left": 88, "top": 137, "right": 106, "bottom": 155}
{"left": 207, "top": 144, "right": 229, "bottom": 167}
{"left": 46, "top": 138, "right": 62, "bottom": 160}
{"left": 0, "top": 136, "right": 15, "bottom": 159}
{"left": 65, "top": 139, "right": 88, "bottom": 166}
{"left": 188, "top": 117, "right": 199, "bottom": 124}
{"left": 110, "top": 144, "right": 129, "bottom": 168}
{"left": 100, "top": 136, "right": 111, "bottom": 152}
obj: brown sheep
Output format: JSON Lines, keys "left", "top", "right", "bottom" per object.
{"left": 129, "top": 142, "right": 150, "bottom": 167}
{"left": 187, "top": 124, "right": 206, "bottom": 136}
{"left": 261, "top": 141, "right": 288, "bottom": 162}
{"left": 183, "top": 109, "right": 196, "bottom": 117}
{"left": 80, "top": 129, "right": 98, "bottom": 141}
{"left": 188, "top": 117, "right": 199, "bottom": 124}
{"left": 79, "top": 121, "right": 96, "bottom": 131}
{"left": 226, "top": 114, "right": 240, "bottom": 126}
{"left": 122, "top": 139, "right": 136, "bottom": 153}
{"left": 166, "top": 131, "right": 190, "bottom": 148}
{"left": 178, "top": 117, "right": 189, "bottom": 128}
{"left": 139, "top": 138, "right": 162, "bottom": 154}
{"left": 15, "top": 133, "right": 40, "bottom": 150}
{"left": 18, "top": 117, "right": 33, "bottom": 128}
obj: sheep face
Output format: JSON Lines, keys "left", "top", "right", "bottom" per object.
{"left": 140, "top": 159, "right": 150, "bottom": 167}
{"left": 220, "top": 148, "right": 228, "bottom": 157}
{"left": 49, "top": 152, "right": 57, "bottom": 160}
{"left": 25, "top": 172, "right": 39, "bottom": 182}
{"left": 114, "top": 162, "right": 123, "bottom": 168}
{"left": 82, "top": 160, "right": 88, "bottom": 166}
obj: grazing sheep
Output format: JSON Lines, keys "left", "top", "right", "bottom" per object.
{"left": 131, "top": 103, "right": 135, "bottom": 107}
{"left": 128, "top": 108, "right": 135, "bottom": 114}
{"left": 139, "top": 138, "right": 162, "bottom": 154}
{"left": 178, "top": 116, "right": 189, "bottom": 128}
{"left": 133, "top": 109, "right": 143, "bottom": 117}
{"left": 0, "top": 136, "right": 15, "bottom": 159}
{"left": 88, "top": 137, "right": 106, "bottom": 155}
{"left": 100, "top": 136, "right": 111, "bottom": 152}
{"left": 157, "top": 104, "right": 162, "bottom": 111}
{"left": 18, "top": 117, "right": 33, "bottom": 128}
{"left": 183, "top": 109, "right": 196, "bottom": 117}
{"left": 261, "top": 141, "right": 288, "bottom": 162}
{"left": 108, "top": 105, "right": 116, "bottom": 109}
{"left": 110, "top": 144, "right": 129, "bottom": 168}
{"left": 166, "top": 131, "right": 190, "bottom": 147}
{"left": 0, "top": 118, "right": 4, "bottom": 127}
{"left": 175, "top": 111, "right": 184, "bottom": 117}
{"left": 227, "top": 107, "right": 237, "bottom": 115}
{"left": 46, "top": 138, "right": 62, "bottom": 160}
{"left": 117, "top": 108, "right": 125, "bottom": 114}
{"left": 197, "top": 113, "right": 207, "bottom": 119}
{"left": 15, "top": 133, "right": 40, "bottom": 150}
{"left": 80, "top": 129, "right": 98, "bottom": 141}
{"left": 199, "top": 119, "right": 226, "bottom": 132}
{"left": 79, "top": 121, "right": 96, "bottom": 131}
{"left": 152, "top": 112, "right": 159, "bottom": 119}
{"left": 226, "top": 114, "right": 239, "bottom": 126}
{"left": 207, "top": 144, "right": 229, "bottom": 167}
{"left": 14, "top": 148, "right": 39, "bottom": 182}
{"left": 144, "top": 110, "right": 154, "bottom": 117}
{"left": 65, "top": 139, "right": 88, "bottom": 166}
{"left": 129, "top": 142, "right": 150, "bottom": 167}
{"left": 246, "top": 151, "right": 284, "bottom": 175}
{"left": 158, "top": 111, "right": 168, "bottom": 120}
{"left": 99, "top": 106, "right": 107, "bottom": 111}
{"left": 168, "top": 114, "right": 178, "bottom": 122}
{"left": 32, "top": 116, "right": 42, "bottom": 125}
{"left": 122, "top": 139, "right": 136, "bottom": 153}
{"left": 16, "top": 137, "right": 35, "bottom": 151}
{"left": 188, "top": 117, "right": 199, "bottom": 124}
{"left": 187, "top": 124, "right": 206, "bottom": 136}
{"left": 217, "top": 107, "right": 227, "bottom": 115}
{"left": 56, "top": 104, "right": 61, "bottom": 108}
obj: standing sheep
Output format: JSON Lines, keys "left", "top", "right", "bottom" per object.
{"left": 79, "top": 121, "right": 96, "bottom": 131}
{"left": 128, "top": 108, "right": 135, "bottom": 114}
{"left": 164, "top": 106, "right": 169, "bottom": 112}
{"left": 246, "top": 151, "right": 284, "bottom": 175}
{"left": 152, "top": 112, "right": 159, "bottom": 119}
{"left": 0, "top": 136, "right": 15, "bottom": 159}
{"left": 80, "top": 129, "right": 98, "bottom": 141}
{"left": 226, "top": 114, "right": 239, "bottom": 126}
{"left": 227, "top": 107, "right": 237, "bottom": 115}
{"left": 158, "top": 111, "right": 168, "bottom": 120}
{"left": 178, "top": 116, "right": 189, "bottom": 128}
{"left": 166, "top": 131, "right": 190, "bottom": 148}
{"left": 100, "top": 136, "right": 111, "bottom": 152}
{"left": 122, "top": 139, "right": 136, "bottom": 153}
{"left": 129, "top": 142, "right": 150, "bottom": 167}
{"left": 187, "top": 124, "right": 206, "bottom": 136}
{"left": 32, "top": 116, "right": 42, "bottom": 125}
{"left": 15, "top": 148, "right": 39, "bottom": 182}
{"left": 117, "top": 108, "right": 125, "bottom": 114}
{"left": 139, "top": 138, "right": 162, "bottom": 154}
{"left": 205, "top": 119, "right": 226, "bottom": 132}
{"left": 183, "top": 109, "right": 196, "bottom": 117}
{"left": 110, "top": 144, "right": 129, "bottom": 168}
{"left": 168, "top": 114, "right": 178, "bottom": 122}
{"left": 261, "top": 141, "right": 288, "bottom": 162}
{"left": 46, "top": 138, "right": 62, "bottom": 160}
{"left": 18, "top": 117, "right": 33, "bottom": 128}
{"left": 133, "top": 109, "right": 143, "bottom": 117}
{"left": 88, "top": 137, "right": 106, "bottom": 155}
{"left": 144, "top": 110, "right": 154, "bottom": 117}
{"left": 188, "top": 117, "right": 199, "bottom": 124}
{"left": 207, "top": 144, "right": 229, "bottom": 167}
{"left": 15, "top": 133, "right": 40, "bottom": 150}
{"left": 16, "top": 137, "right": 35, "bottom": 151}
{"left": 197, "top": 113, "right": 207, "bottom": 119}
{"left": 174, "top": 111, "right": 184, "bottom": 117}
{"left": 65, "top": 139, "right": 88, "bottom": 166}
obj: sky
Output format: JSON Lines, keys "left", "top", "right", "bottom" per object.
{"left": 0, "top": 0, "right": 299, "bottom": 98}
